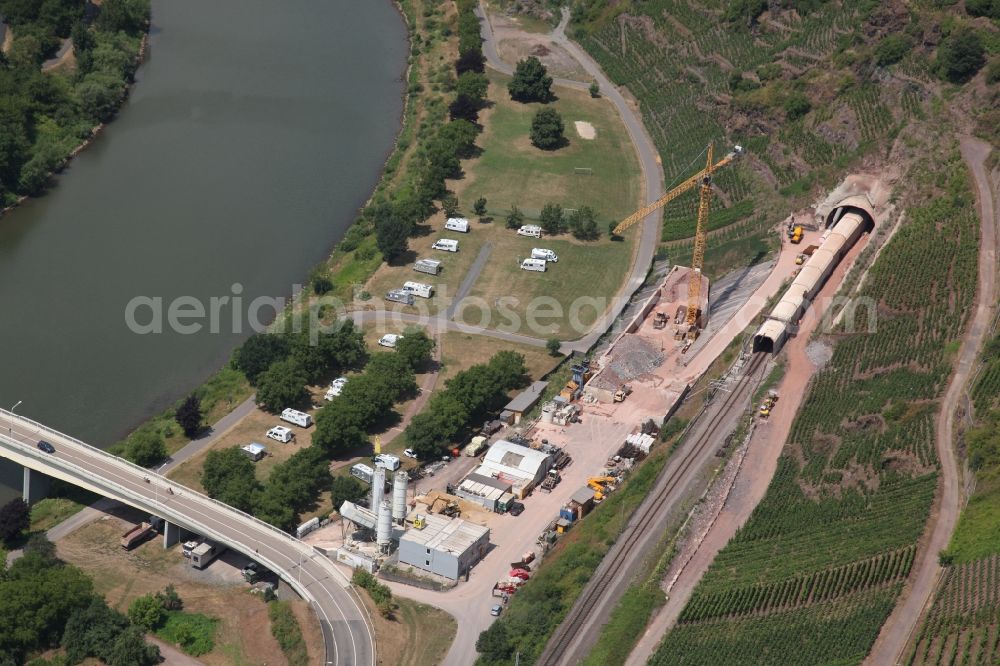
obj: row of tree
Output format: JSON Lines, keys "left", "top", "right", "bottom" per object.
{"left": 404, "top": 350, "right": 528, "bottom": 459}
{"left": 503, "top": 203, "right": 603, "bottom": 240}
{"left": 0, "top": 0, "right": 150, "bottom": 201}
{"left": 0, "top": 536, "right": 160, "bottom": 665}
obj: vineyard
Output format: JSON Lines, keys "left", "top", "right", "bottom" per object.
{"left": 907, "top": 555, "right": 1000, "bottom": 666}
{"left": 651, "top": 155, "right": 979, "bottom": 663}
{"left": 576, "top": 0, "right": 921, "bottom": 242}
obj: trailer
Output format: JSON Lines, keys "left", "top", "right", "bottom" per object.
{"left": 402, "top": 281, "right": 434, "bottom": 298}
{"left": 385, "top": 289, "right": 415, "bottom": 305}
{"left": 520, "top": 258, "right": 547, "bottom": 272}
{"left": 414, "top": 259, "right": 442, "bottom": 275}
{"left": 190, "top": 540, "right": 226, "bottom": 569}
{"left": 120, "top": 522, "right": 155, "bottom": 550}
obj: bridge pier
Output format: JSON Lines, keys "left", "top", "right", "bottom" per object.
{"left": 163, "top": 520, "right": 183, "bottom": 548}
{"left": 22, "top": 466, "right": 50, "bottom": 505}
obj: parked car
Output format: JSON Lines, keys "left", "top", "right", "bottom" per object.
{"left": 508, "top": 501, "right": 525, "bottom": 517}
{"left": 490, "top": 604, "right": 503, "bottom": 616}
{"left": 404, "top": 448, "right": 418, "bottom": 459}
{"left": 266, "top": 426, "right": 294, "bottom": 443}
{"left": 37, "top": 440, "right": 55, "bottom": 454}
{"left": 378, "top": 334, "right": 403, "bottom": 348}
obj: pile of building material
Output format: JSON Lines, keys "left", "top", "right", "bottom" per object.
{"left": 625, "top": 432, "right": 657, "bottom": 454}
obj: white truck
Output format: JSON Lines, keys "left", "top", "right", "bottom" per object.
{"left": 520, "top": 258, "right": 547, "bottom": 272}
{"left": 414, "top": 259, "right": 442, "bottom": 275}
{"left": 445, "top": 217, "right": 470, "bottom": 233}
{"left": 402, "top": 281, "right": 434, "bottom": 298}
{"left": 531, "top": 248, "right": 558, "bottom": 263}
{"left": 432, "top": 239, "right": 459, "bottom": 252}
{"left": 517, "top": 225, "right": 542, "bottom": 238}
{"left": 280, "top": 408, "right": 312, "bottom": 428}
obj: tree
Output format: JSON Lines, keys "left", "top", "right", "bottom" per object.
{"left": 201, "top": 447, "right": 261, "bottom": 512}
{"left": 96, "top": 0, "right": 150, "bottom": 36}
{"left": 395, "top": 329, "right": 435, "bottom": 370}
{"left": 127, "top": 594, "right": 164, "bottom": 631}
{"left": 455, "top": 71, "right": 488, "bottom": 104}
{"left": 508, "top": 56, "right": 553, "bottom": 102}
{"left": 473, "top": 196, "right": 487, "bottom": 217}
{"left": 937, "top": 27, "right": 986, "bottom": 83}
{"left": 405, "top": 395, "right": 469, "bottom": 459}
{"left": 330, "top": 476, "right": 366, "bottom": 510}
{"left": 175, "top": 394, "right": 202, "bottom": 438}
{"left": 255, "top": 359, "right": 309, "bottom": 412}
{"left": 476, "top": 621, "right": 514, "bottom": 662}
{"left": 539, "top": 203, "right": 565, "bottom": 235}
{"left": 106, "top": 627, "right": 159, "bottom": 666}
{"left": 505, "top": 205, "right": 524, "bottom": 230}
{"left": 310, "top": 265, "right": 333, "bottom": 295}
{"left": 0, "top": 499, "right": 29, "bottom": 543}
{"left": 123, "top": 430, "right": 166, "bottom": 467}
{"left": 442, "top": 194, "right": 460, "bottom": 218}
{"left": 966, "top": 0, "right": 1000, "bottom": 19}
{"left": 62, "top": 598, "right": 129, "bottom": 664}
{"left": 546, "top": 338, "right": 562, "bottom": 356}
{"left": 567, "top": 205, "right": 601, "bottom": 240}
{"left": 783, "top": 92, "right": 811, "bottom": 120}
{"left": 530, "top": 108, "right": 566, "bottom": 150}
{"left": 589, "top": 81, "right": 600, "bottom": 97}
{"left": 455, "top": 47, "right": 485, "bottom": 75}
{"left": 156, "top": 584, "right": 183, "bottom": 611}
{"left": 373, "top": 203, "right": 412, "bottom": 265}
{"left": 449, "top": 93, "right": 481, "bottom": 123}
{"left": 233, "top": 333, "right": 291, "bottom": 384}
{"left": 874, "top": 34, "right": 913, "bottom": 67}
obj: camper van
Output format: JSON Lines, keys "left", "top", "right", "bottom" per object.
{"left": 517, "top": 225, "right": 542, "bottom": 238}
{"left": 414, "top": 259, "right": 442, "bottom": 275}
{"left": 325, "top": 377, "right": 348, "bottom": 401}
{"left": 378, "top": 333, "right": 403, "bottom": 348}
{"left": 374, "top": 453, "right": 401, "bottom": 471}
{"left": 520, "top": 258, "right": 547, "bottom": 272}
{"left": 280, "top": 408, "right": 312, "bottom": 428}
{"left": 431, "top": 239, "right": 459, "bottom": 252}
{"left": 402, "top": 281, "right": 434, "bottom": 298}
{"left": 351, "top": 463, "right": 374, "bottom": 484}
{"left": 445, "top": 217, "right": 470, "bottom": 233}
{"left": 266, "top": 426, "right": 294, "bottom": 443}
{"left": 385, "top": 289, "right": 415, "bottom": 305}
{"left": 531, "top": 248, "right": 559, "bottom": 263}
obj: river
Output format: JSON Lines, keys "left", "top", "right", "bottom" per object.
{"left": 0, "top": 0, "right": 407, "bottom": 502}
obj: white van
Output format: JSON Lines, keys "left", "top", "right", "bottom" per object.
{"left": 266, "top": 426, "right": 294, "bottom": 443}
{"left": 280, "top": 408, "right": 312, "bottom": 428}
{"left": 414, "top": 259, "right": 442, "bottom": 275}
{"left": 385, "top": 289, "right": 415, "bottom": 305}
{"left": 445, "top": 217, "right": 470, "bottom": 233}
{"left": 374, "top": 453, "right": 401, "bottom": 471}
{"left": 531, "top": 248, "right": 559, "bottom": 263}
{"left": 378, "top": 333, "right": 403, "bottom": 348}
{"left": 324, "top": 377, "right": 348, "bottom": 401}
{"left": 520, "top": 258, "right": 547, "bottom": 272}
{"left": 517, "top": 225, "right": 542, "bottom": 238}
{"left": 432, "top": 239, "right": 459, "bottom": 252}
{"left": 403, "top": 281, "right": 434, "bottom": 298}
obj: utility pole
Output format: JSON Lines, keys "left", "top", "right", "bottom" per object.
{"left": 9, "top": 400, "right": 22, "bottom": 435}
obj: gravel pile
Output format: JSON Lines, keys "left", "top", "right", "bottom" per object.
{"left": 594, "top": 335, "right": 664, "bottom": 387}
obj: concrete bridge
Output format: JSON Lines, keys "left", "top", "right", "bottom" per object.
{"left": 0, "top": 408, "right": 374, "bottom": 666}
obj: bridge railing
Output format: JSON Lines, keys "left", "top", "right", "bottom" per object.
{"left": 0, "top": 407, "right": 302, "bottom": 545}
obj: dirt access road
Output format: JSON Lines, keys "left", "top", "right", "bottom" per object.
{"left": 865, "top": 137, "right": 997, "bottom": 665}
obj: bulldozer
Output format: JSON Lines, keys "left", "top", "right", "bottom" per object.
{"left": 652, "top": 311, "right": 668, "bottom": 329}
{"left": 613, "top": 384, "right": 633, "bottom": 403}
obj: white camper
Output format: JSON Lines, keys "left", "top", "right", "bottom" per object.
{"left": 531, "top": 248, "right": 559, "bottom": 263}
{"left": 266, "top": 426, "right": 294, "bottom": 443}
{"left": 374, "top": 453, "right": 401, "bottom": 471}
{"left": 414, "top": 259, "right": 442, "bottom": 275}
{"left": 517, "top": 225, "right": 542, "bottom": 238}
{"left": 280, "top": 408, "right": 312, "bottom": 428}
{"left": 324, "top": 377, "right": 348, "bottom": 401}
{"left": 520, "top": 258, "right": 548, "bottom": 272}
{"left": 385, "top": 289, "right": 415, "bottom": 305}
{"left": 378, "top": 333, "right": 403, "bottom": 348}
{"left": 351, "top": 463, "right": 374, "bottom": 484}
{"left": 402, "top": 281, "right": 434, "bottom": 298}
{"left": 445, "top": 217, "right": 470, "bottom": 233}
{"left": 431, "top": 239, "right": 459, "bottom": 252}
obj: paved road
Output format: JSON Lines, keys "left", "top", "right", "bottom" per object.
{"left": 447, "top": 241, "right": 493, "bottom": 320}
{"left": 0, "top": 410, "right": 374, "bottom": 666}
{"left": 476, "top": 3, "right": 666, "bottom": 354}
{"left": 865, "top": 137, "right": 997, "bottom": 665}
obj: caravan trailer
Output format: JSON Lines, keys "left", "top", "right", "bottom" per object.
{"left": 520, "top": 258, "right": 547, "bottom": 272}
{"left": 431, "top": 239, "right": 459, "bottom": 252}
{"left": 445, "top": 217, "right": 470, "bottom": 233}
{"left": 280, "top": 408, "right": 312, "bottom": 428}
{"left": 351, "top": 463, "right": 374, "bottom": 484}
{"left": 402, "top": 281, "right": 434, "bottom": 298}
{"left": 385, "top": 289, "right": 415, "bottom": 305}
{"left": 414, "top": 259, "right": 442, "bottom": 275}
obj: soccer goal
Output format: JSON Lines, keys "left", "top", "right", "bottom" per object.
{"left": 573, "top": 167, "right": 593, "bottom": 176}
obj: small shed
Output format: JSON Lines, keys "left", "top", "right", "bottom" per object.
{"left": 566, "top": 486, "right": 596, "bottom": 521}
{"left": 503, "top": 381, "right": 549, "bottom": 425}
{"left": 241, "top": 442, "right": 267, "bottom": 462}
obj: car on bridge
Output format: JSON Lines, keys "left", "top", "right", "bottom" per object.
{"left": 37, "top": 440, "right": 55, "bottom": 454}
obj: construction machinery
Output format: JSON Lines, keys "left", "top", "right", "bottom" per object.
{"left": 613, "top": 144, "right": 743, "bottom": 340}
{"left": 541, "top": 469, "right": 561, "bottom": 492}
{"left": 652, "top": 311, "right": 668, "bottom": 329}
{"left": 559, "top": 360, "right": 593, "bottom": 402}
{"left": 588, "top": 476, "right": 617, "bottom": 502}
{"left": 790, "top": 225, "right": 804, "bottom": 244}
{"left": 613, "top": 384, "right": 632, "bottom": 403}
{"left": 759, "top": 389, "right": 779, "bottom": 418}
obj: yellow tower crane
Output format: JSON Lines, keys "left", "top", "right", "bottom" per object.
{"left": 613, "top": 143, "right": 742, "bottom": 338}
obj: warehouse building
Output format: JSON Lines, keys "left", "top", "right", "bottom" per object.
{"left": 501, "top": 380, "right": 549, "bottom": 424}
{"left": 455, "top": 473, "right": 511, "bottom": 512}
{"left": 472, "top": 440, "right": 551, "bottom": 498}
{"left": 397, "top": 514, "right": 490, "bottom": 580}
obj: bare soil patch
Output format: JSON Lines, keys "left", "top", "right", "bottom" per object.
{"left": 574, "top": 120, "right": 596, "bottom": 140}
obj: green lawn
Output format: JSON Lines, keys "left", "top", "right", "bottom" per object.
{"left": 29, "top": 482, "right": 99, "bottom": 532}
{"left": 945, "top": 469, "right": 1000, "bottom": 563}
{"left": 154, "top": 610, "right": 218, "bottom": 656}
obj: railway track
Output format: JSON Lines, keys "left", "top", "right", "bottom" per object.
{"left": 536, "top": 351, "right": 769, "bottom": 666}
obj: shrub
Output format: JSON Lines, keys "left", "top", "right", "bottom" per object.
{"left": 874, "top": 34, "right": 913, "bottom": 66}
{"left": 937, "top": 27, "right": 985, "bottom": 83}
{"left": 530, "top": 108, "right": 566, "bottom": 150}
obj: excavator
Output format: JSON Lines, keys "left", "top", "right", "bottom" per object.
{"left": 613, "top": 144, "right": 743, "bottom": 340}
{"left": 587, "top": 476, "right": 617, "bottom": 502}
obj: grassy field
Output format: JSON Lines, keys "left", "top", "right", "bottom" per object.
{"left": 29, "top": 483, "right": 99, "bottom": 532}
{"left": 438, "top": 330, "right": 558, "bottom": 381}
{"left": 357, "top": 591, "right": 456, "bottom": 666}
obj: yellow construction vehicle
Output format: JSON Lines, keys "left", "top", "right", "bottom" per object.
{"left": 613, "top": 384, "right": 632, "bottom": 402}
{"left": 652, "top": 311, "right": 668, "bottom": 329}
{"left": 612, "top": 144, "right": 743, "bottom": 340}
{"left": 790, "top": 226, "right": 804, "bottom": 244}
{"left": 587, "top": 476, "right": 616, "bottom": 502}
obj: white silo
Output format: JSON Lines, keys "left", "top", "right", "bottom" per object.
{"left": 376, "top": 499, "right": 392, "bottom": 552}
{"left": 371, "top": 465, "right": 386, "bottom": 511}
{"left": 392, "top": 471, "right": 409, "bottom": 524}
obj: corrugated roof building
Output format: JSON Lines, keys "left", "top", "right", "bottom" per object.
{"left": 398, "top": 514, "right": 490, "bottom": 580}
{"left": 503, "top": 381, "right": 549, "bottom": 424}
{"left": 472, "top": 440, "right": 551, "bottom": 497}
